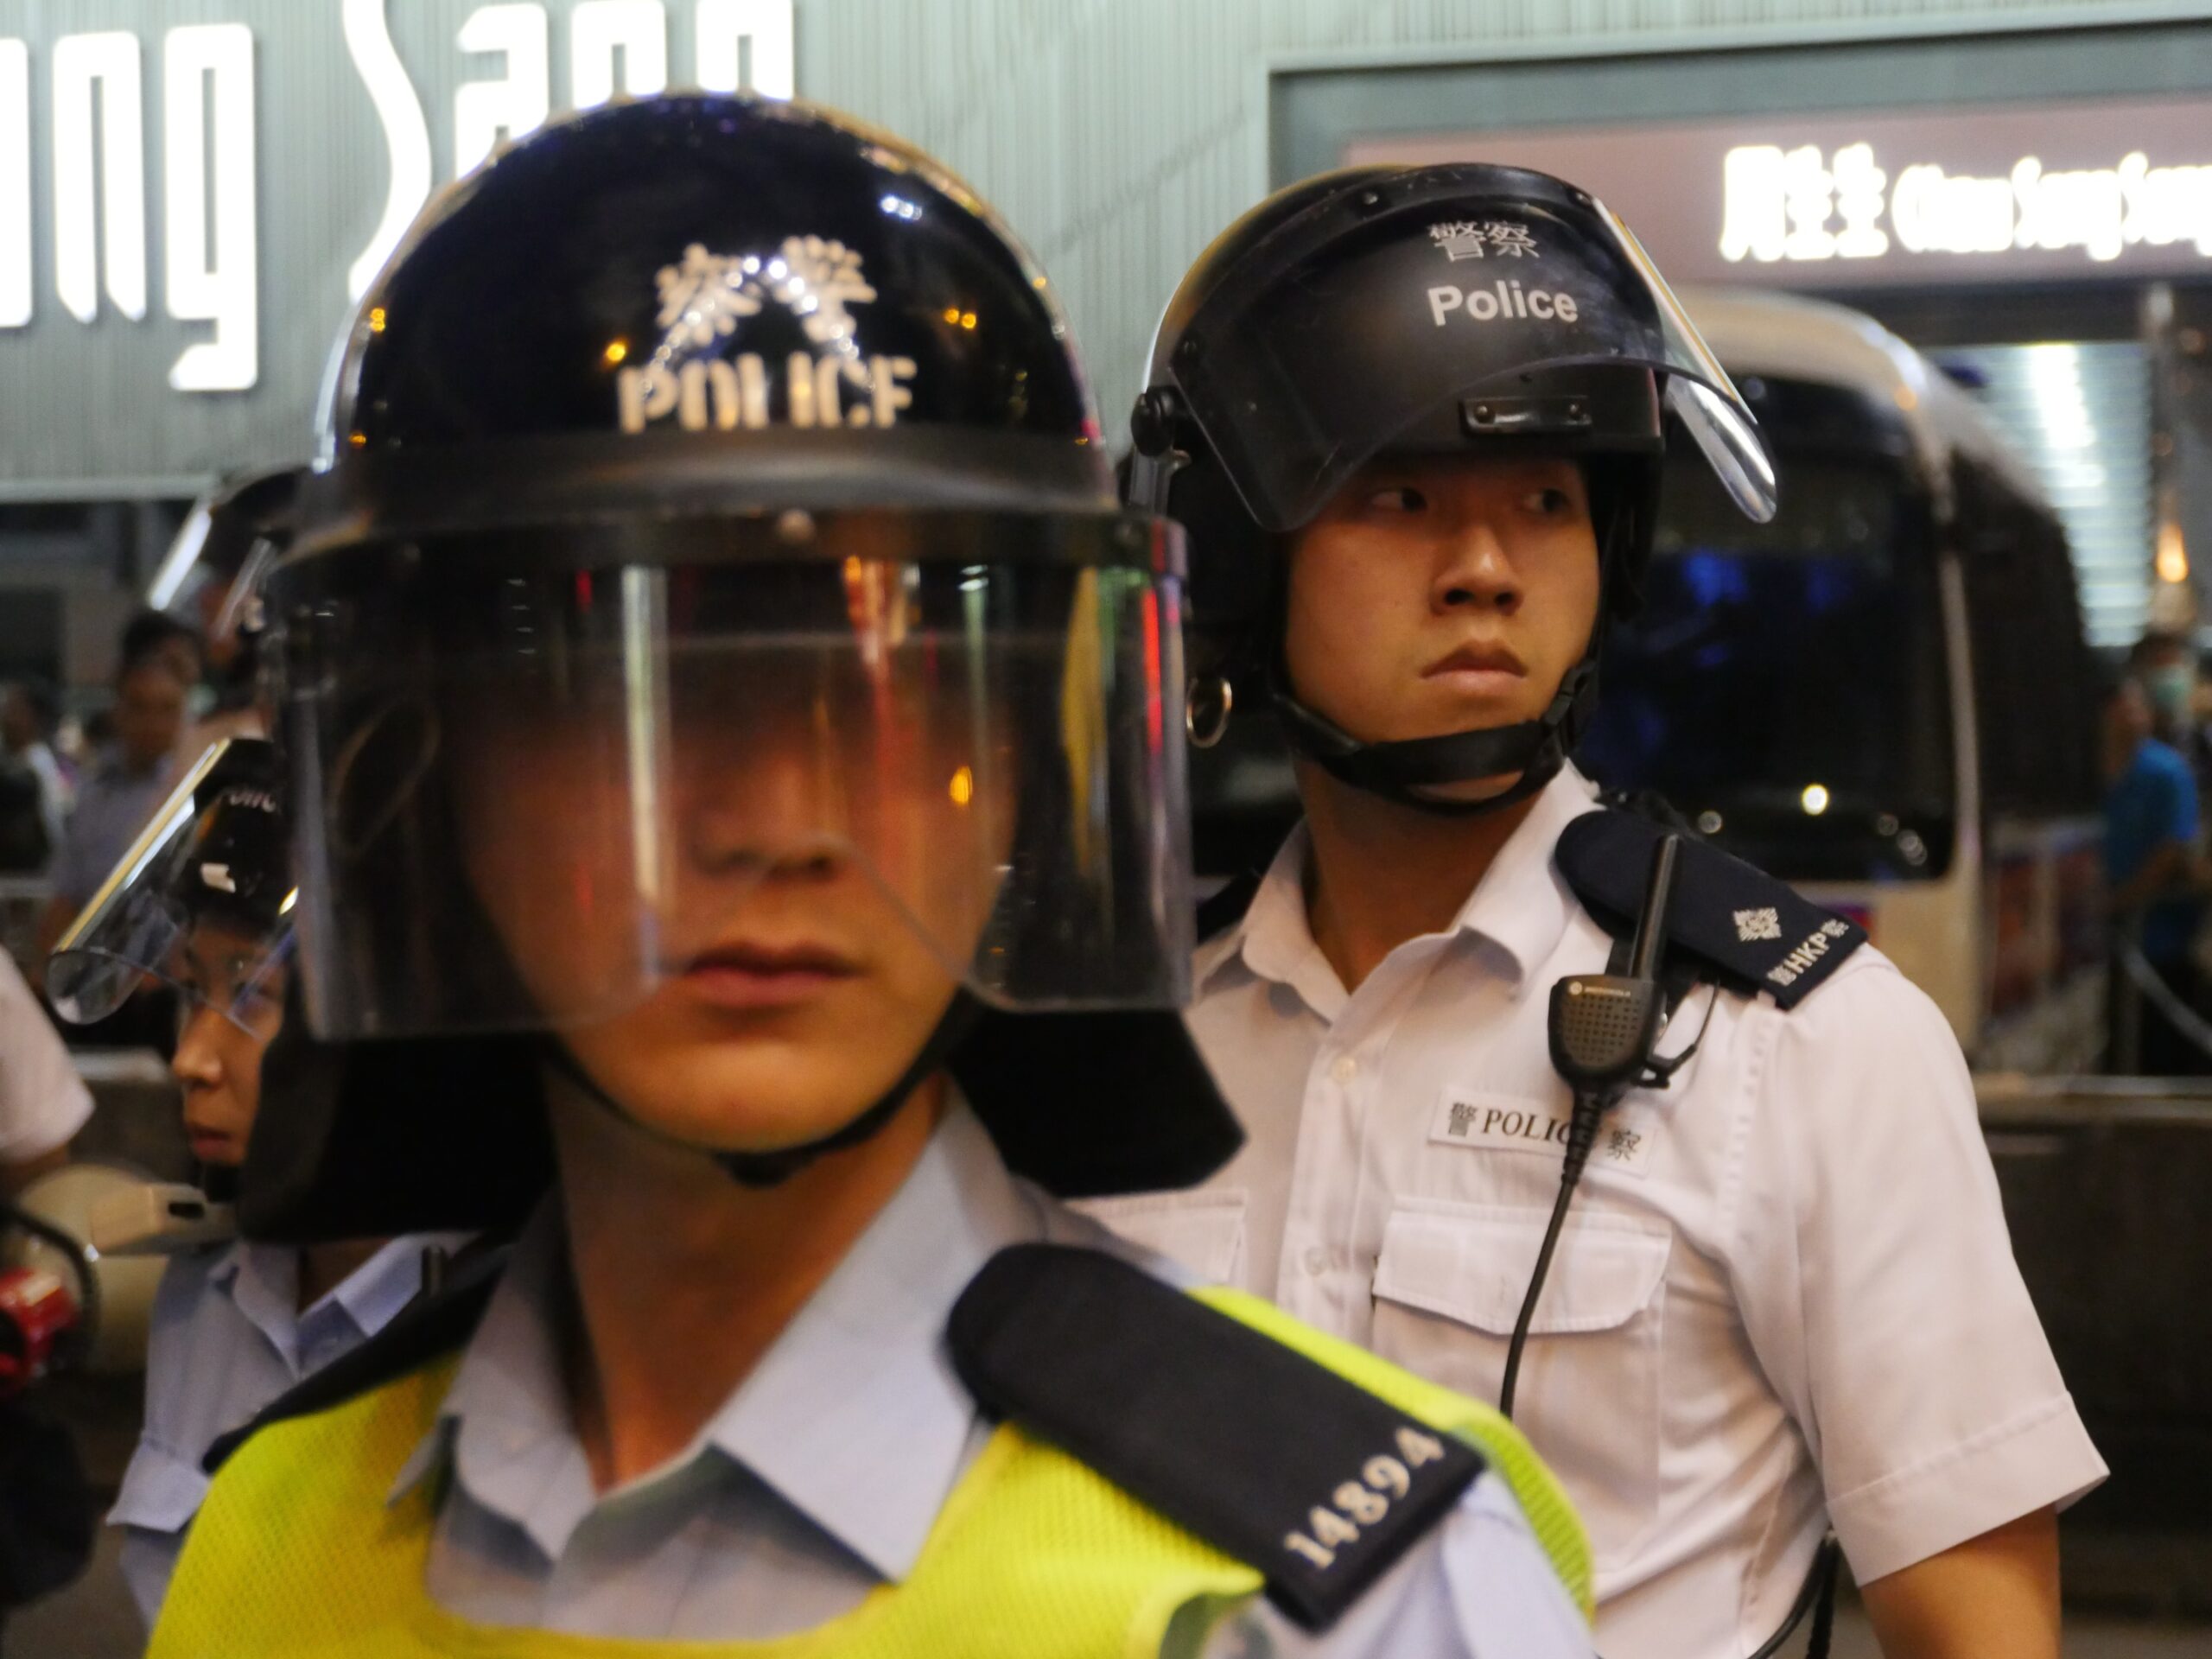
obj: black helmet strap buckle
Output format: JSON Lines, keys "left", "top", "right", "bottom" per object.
{"left": 1126, "top": 389, "right": 1190, "bottom": 519}
{"left": 1269, "top": 658, "right": 1598, "bottom": 820}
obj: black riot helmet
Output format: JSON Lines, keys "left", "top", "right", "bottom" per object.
{"left": 1128, "top": 163, "right": 1776, "bottom": 816}
{"left": 251, "top": 94, "right": 1236, "bottom": 1215}
{"left": 156, "top": 466, "right": 301, "bottom": 642}
{"left": 153, "top": 466, "right": 302, "bottom": 722}
{"left": 48, "top": 737, "right": 292, "bottom": 1033}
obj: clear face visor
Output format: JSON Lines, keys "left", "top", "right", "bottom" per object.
{"left": 1592, "top": 203, "right": 1777, "bottom": 524}
{"left": 1169, "top": 192, "right": 1777, "bottom": 531}
{"left": 275, "top": 512, "right": 1192, "bottom": 1039}
{"left": 47, "top": 740, "right": 296, "bottom": 1035}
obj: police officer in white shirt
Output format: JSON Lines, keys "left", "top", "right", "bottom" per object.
{"left": 1108, "top": 164, "right": 2107, "bottom": 1659}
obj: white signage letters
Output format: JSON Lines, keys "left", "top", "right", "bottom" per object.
{"left": 15, "top": 26, "right": 257, "bottom": 386}
{"left": 571, "top": 0, "right": 669, "bottom": 109}
{"left": 164, "top": 26, "right": 257, "bottom": 391}
{"left": 453, "top": 0, "right": 793, "bottom": 181}
{"left": 53, "top": 33, "right": 148, "bottom": 325}
{"left": 1723, "top": 138, "right": 2212, "bottom": 267}
{"left": 1719, "top": 143, "right": 1890, "bottom": 264}
{"left": 1890, "top": 162, "right": 2021, "bottom": 256}
{"left": 344, "top": 0, "right": 435, "bottom": 299}
{"left": 0, "top": 41, "right": 29, "bottom": 329}
{"left": 696, "top": 0, "right": 794, "bottom": 99}
{"left": 0, "top": 0, "right": 799, "bottom": 402}
{"left": 455, "top": 6, "right": 552, "bottom": 177}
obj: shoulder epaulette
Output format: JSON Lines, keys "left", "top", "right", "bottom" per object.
{"left": 949, "top": 1243, "right": 1483, "bottom": 1632}
{"left": 1556, "top": 809, "right": 1866, "bottom": 1010}
{"left": 201, "top": 1242, "right": 509, "bottom": 1476}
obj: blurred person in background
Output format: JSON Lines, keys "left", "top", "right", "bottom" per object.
{"left": 118, "top": 613, "right": 206, "bottom": 718}
{"left": 0, "top": 724, "right": 55, "bottom": 877}
{"left": 67, "top": 709, "right": 112, "bottom": 772}
{"left": 0, "top": 679, "right": 72, "bottom": 874}
{"left": 2130, "top": 631, "right": 2212, "bottom": 811}
{"left": 45, "top": 737, "right": 470, "bottom": 1629}
{"left": 0, "top": 948, "right": 92, "bottom": 1199}
{"left": 2101, "top": 671, "right": 2211, "bottom": 1073}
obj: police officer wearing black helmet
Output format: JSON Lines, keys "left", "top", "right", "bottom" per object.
{"left": 1102, "top": 166, "right": 2102, "bottom": 1658}
{"left": 143, "top": 101, "right": 1603, "bottom": 1656}
{"left": 46, "top": 735, "right": 469, "bottom": 1627}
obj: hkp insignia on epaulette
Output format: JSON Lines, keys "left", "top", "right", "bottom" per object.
{"left": 1555, "top": 810, "right": 1867, "bottom": 1009}
{"left": 949, "top": 1244, "right": 1484, "bottom": 1630}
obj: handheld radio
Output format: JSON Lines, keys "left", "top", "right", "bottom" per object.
{"left": 1501, "top": 831, "right": 1682, "bottom": 1417}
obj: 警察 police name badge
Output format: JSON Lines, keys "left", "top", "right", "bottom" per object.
{"left": 1428, "top": 1088, "right": 1659, "bottom": 1178}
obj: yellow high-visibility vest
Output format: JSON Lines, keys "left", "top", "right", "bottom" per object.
{"left": 149, "top": 1285, "right": 1590, "bottom": 1657}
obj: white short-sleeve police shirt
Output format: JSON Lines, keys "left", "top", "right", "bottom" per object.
{"left": 0, "top": 950, "right": 91, "bottom": 1167}
{"left": 1082, "top": 766, "right": 2106, "bottom": 1659}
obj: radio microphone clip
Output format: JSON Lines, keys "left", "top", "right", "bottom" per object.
{"left": 1503, "top": 830, "right": 1683, "bottom": 1419}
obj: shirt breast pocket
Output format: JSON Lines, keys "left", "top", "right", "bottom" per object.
{"left": 1370, "top": 1201, "right": 1670, "bottom": 1573}
{"left": 1071, "top": 1190, "right": 1247, "bottom": 1285}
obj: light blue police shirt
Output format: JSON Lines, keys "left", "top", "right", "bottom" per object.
{"left": 111, "top": 1230, "right": 474, "bottom": 1626}
{"left": 395, "top": 1105, "right": 1592, "bottom": 1656}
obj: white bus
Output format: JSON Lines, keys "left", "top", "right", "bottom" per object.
{"left": 1581, "top": 289, "right": 2106, "bottom": 1072}
{"left": 1187, "top": 289, "right": 2107, "bottom": 1073}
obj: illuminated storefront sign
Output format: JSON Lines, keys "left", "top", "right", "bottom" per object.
{"left": 0, "top": 1, "right": 792, "bottom": 492}
{"left": 1349, "top": 94, "right": 2212, "bottom": 291}
{"left": 2, "top": 27, "right": 262, "bottom": 389}
{"left": 1720, "top": 140, "right": 2212, "bottom": 268}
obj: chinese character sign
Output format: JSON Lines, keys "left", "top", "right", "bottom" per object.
{"left": 1720, "top": 137, "right": 2212, "bottom": 266}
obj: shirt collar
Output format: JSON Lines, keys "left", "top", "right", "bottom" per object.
{"left": 1199, "top": 765, "right": 1603, "bottom": 1014}
{"left": 387, "top": 1202, "right": 579, "bottom": 1554}
{"left": 1452, "top": 764, "right": 1601, "bottom": 985}
{"left": 213, "top": 1241, "right": 300, "bottom": 1362}
{"left": 716, "top": 1101, "right": 1035, "bottom": 1581}
{"left": 218, "top": 1232, "right": 470, "bottom": 1373}
{"left": 391, "top": 1100, "right": 1042, "bottom": 1585}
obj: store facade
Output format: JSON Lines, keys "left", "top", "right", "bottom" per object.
{"left": 0, "top": 0, "right": 792, "bottom": 684}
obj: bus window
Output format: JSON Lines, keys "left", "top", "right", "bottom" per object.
{"left": 1581, "top": 445, "right": 1955, "bottom": 883}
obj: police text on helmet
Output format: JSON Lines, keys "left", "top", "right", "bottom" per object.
{"left": 1426, "top": 281, "right": 1582, "bottom": 328}
{"left": 615, "top": 238, "right": 920, "bottom": 435}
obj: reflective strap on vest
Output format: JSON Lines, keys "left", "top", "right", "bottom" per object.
{"left": 1195, "top": 1286, "right": 1594, "bottom": 1619}
{"left": 149, "top": 1292, "right": 1591, "bottom": 1656}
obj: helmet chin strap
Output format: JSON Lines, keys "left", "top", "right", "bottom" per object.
{"left": 538, "top": 989, "right": 985, "bottom": 1189}
{"left": 1270, "top": 657, "right": 1599, "bottom": 819}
